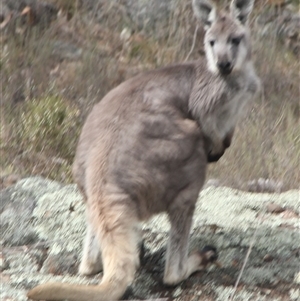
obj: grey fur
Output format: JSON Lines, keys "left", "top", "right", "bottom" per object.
{"left": 27, "top": 1, "right": 260, "bottom": 300}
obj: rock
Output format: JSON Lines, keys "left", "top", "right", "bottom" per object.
{"left": 1, "top": 174, "right": 21, "bottom": 189}
{"left": 280, "top": 209, "right": 299, "bottom": 219}
{"left": 263, "top": 254, "right": 275, "bottom": 262}
{"left": 294, "top": 272, "right": 300, "bottom": 284}
{"left": 1, "top": 177, "right": 300, "bottom": 300}
{"left": 52, "top": 40, "right": 82, "bottom": 60}
{"left": 82, "top": 0, "right": 176, "bottom": 35}
{"left": 289, "top": 288, "right": 300, "bottom": 301}
{"left": 204, "top": 178, "right": 221, "bottom": 188}
{"left": 173, "top": 286, "right": 183, "bottom": 298}
{"left": 0, "top": 177, "right": 62, "bottom": 246}
{"left": 247, "top": 178, "right": 283, "bottom": 193}
{"left": 256, "top": 4, "right": 300, "bottom": 57}
{"left": 0, "top": 252, "right": 9, "bottom": 271}
{"left": 266, "top": 202, "right": 285, "bottom": 213}
{"left": 0, "top": 0, "right": 57, "bottom": 31}
{"left": 41, "top": 251, "right": 78, "bottom": 275}
{"left": 123, "top": 0, "right": 174, "bottom": 31}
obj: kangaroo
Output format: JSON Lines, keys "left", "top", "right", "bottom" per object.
{"left": 27, "top": 0, "right": 260, "bottom": 300}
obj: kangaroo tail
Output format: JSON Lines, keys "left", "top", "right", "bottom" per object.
{"left": 27, "top": 194, "right": 140, "bottom": 301}
{"left": 27, "top": 280, "right": 127, "bottom": 301}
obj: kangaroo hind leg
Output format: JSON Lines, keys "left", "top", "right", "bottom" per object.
{"left": 163, "top": 185, "right": 212, "bottom": 286}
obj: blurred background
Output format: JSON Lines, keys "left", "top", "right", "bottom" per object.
{"left": 0, "top": 0, "right": 299, "bottom": 191}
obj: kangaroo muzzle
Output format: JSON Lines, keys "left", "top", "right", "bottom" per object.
{"left": 217, "top": 60, "right": 232, "bottom": 75}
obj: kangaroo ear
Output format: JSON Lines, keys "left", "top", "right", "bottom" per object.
{"left": 192, "top": 0, "right": 217, "bottom": 29}
{"left": 230, "top": 0, "right": 255, "bottom": 25}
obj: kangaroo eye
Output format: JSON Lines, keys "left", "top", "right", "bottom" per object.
{"left": 209, "top": 40, "right": 215, "bottom": 47}
{"left": 231, "top": 37, "right": 241, "bottom": 46}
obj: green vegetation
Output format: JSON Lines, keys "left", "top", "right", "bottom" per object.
{"left": 1, "top": 95, "right": 80, "bottom": 182}
{"left": 18, "top": 95, "right": 80, "bottom": 157}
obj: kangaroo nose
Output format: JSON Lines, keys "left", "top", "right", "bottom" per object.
{"left": 217, "top": 61, "right": 232, "bottom": 75}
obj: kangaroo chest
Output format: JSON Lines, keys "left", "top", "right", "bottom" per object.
{"left": 192, "top": 73, "right": 258, "bottom": 138}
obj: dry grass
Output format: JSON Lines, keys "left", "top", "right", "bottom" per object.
{"left": 0, "top": 0, "right": 299, "bottom": 189}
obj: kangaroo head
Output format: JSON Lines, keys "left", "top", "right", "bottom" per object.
{"left": 193, "top": 0, "right": 255, "bottom": 75}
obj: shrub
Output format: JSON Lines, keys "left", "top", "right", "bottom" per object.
{"left": 2, "top": 95, "right": 81, "bottom": 182}
{"left": 19, "top": 95, "right": 80, "bottom": 160}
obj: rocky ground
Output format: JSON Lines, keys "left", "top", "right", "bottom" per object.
{"left": 1, "top": 177, "right": 299, "bottom": 301}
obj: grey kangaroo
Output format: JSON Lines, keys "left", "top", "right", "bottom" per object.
{"left": 27, "top": 0, "right": 260, "bottom": 300}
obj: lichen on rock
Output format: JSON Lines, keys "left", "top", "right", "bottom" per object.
{"left": 1, "top": 177, "right": 299, "bottom": 300}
